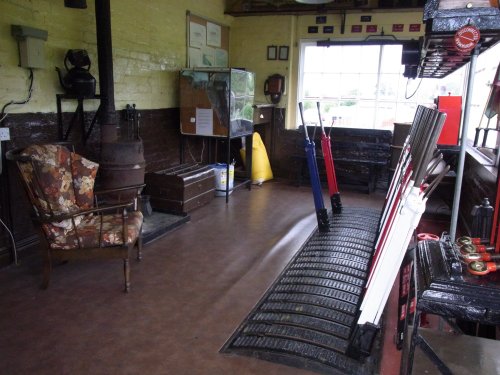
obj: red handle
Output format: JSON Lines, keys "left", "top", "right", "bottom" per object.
{"left": 468, "top": 261, "right": 499, "bottom": 276}
{"left": 462, "top": 252, "right": 500, "bottom": 263}
{"left": 417, "top": 233, "right": 439, "bottom": 241}
{"left": 456, "top": 236, "right": 481, "bottom": 246}
{"left": 460, "top": 243, "right": 494, "bottom": 255}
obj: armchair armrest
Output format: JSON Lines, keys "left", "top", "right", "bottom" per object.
{"left": 94, "top": 184, "right": 145, "bottom": 208}
{"left": 94, "top": 183, "right": 145, "bottom": 196}
{"left": 39, "top": 201, "right": 141, "bottom": 249}
{"left": 37, "top": 202, "right": 136, "bottom": 224}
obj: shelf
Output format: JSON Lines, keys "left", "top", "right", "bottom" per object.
{"left": 418, "top": 30, "right": 499, "bottom": 78}
{"left": 56, "top": 94, "right": 102, "bottom": 143}
{"left": 416, "top": 1, "right": 500, "bottom": 78}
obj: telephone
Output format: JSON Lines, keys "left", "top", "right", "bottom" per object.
{"left": 264, "top": 74, "right": 285, "bottom": 104}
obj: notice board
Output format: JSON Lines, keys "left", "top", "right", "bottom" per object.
{"left": 186, "top": 11, "right": 229, "bottom": 68}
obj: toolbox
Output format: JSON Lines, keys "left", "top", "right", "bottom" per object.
{"left": 145, "top": 163, "right": 215, "bottom": 214}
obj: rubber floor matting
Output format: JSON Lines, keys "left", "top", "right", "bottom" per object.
{"left": 221, "top": 207, "right": 382, "bottom": 375}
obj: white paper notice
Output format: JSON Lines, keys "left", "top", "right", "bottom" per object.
{"left": 201, "top": 46, "right": 215, "bottom": 67}
{"left": 214, "top": 48, "right": 228, "bottom": 67}
{"left": 207, "top": 22, "right": 221, "bottom": 47}
{"left": 196, "top": 108, "right": 213, "bottom": 135}
{"left": 190, "top": 22, "right": 206, "bottom": 48}
{"left": 189, "top": 47, "right": 202, "bottom": 67}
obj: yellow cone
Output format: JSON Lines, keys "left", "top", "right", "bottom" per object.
{"left": 240, "top": 132, "right": 273, "bottom": 184}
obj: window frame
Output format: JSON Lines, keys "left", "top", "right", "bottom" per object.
{"left": 297, "top": 39, "right": 425, "bottom": 130}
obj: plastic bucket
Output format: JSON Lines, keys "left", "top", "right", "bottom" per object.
{"left": 213, "top": 163, "right": 234, "bottom": 196}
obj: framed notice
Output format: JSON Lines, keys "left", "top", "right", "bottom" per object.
{"left": 267, "top": 45, "right": 277, "bottom": 60}
{"left": 351, "top": 25, "right": 362, "bottom": 33}
{"left": 392, "top": 24, "right": 404, "bottom": 32}
{"left": 409, "top": 24, "right": 421, "bottom": 32}
{"left": 279, "top": 46, "right": 289, "bottom": 61}
{"left": 187, "top": 11, "right": 229, "bottom": 68}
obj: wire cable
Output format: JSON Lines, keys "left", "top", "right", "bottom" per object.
{"left": 0, "top": 217, "right": 18, "bottom": 265}
{"left": 0, "top": 68, "right": 33, "bottom": 263}
{"left": 0, "top": 68, "right": 34, "bottom": 123}
{"left": 405, "top": 75, "right": 424, "bottom": 100}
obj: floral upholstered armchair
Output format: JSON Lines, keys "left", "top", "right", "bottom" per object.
{"left": 7, "top": 144, "right": 144, "bottom": 292}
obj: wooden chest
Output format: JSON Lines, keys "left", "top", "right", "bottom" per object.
{"left": 145, "top": 164, "right": 215, "bottom": 214}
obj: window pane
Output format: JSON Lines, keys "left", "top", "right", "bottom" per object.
{"left": 303, "top": 46, "right": 325, "bottom": 72}
{"left": 376, "top": 102, "right": 398, "bottom": 130}
{"left": 359, "top": 46, "right": 380, "bottom": 73}
{"left": 395, "top": 102, "right": 418, "bottom": 123}
{"left": 339, "top": 47, "right": 366, "bottom": 73}
{"left": 299, "top": 100, "right": 320, "bottom": 126}
{"left": 335, "top": 102, "right": 357, "bottom": 127}
{"left": 359, "top": 73, "right": 378, "bottom": 99}
{"left": 379, "top": 74, "right": 400, "bottom": 100}
{"left": 322, "top": 46, "right": 343, "bottom": 72}
{"left": 380, "top": 45, "right": 403, "bottom": 73}
{"left": 318, "top": 74, "right": 341, "bottom": 98}
{"left": 302, "top": 73, "right": 324, "bottom": 98}
{"left": 353, "top": 101, "right": 376, "bottom": 128}
{"left": 339, "top": 74, "right": 360, "bottom": 98}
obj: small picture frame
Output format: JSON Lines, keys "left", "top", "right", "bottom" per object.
{"left": 323, "top": 26, "right": 334, "bottom": 34}
{"left": 316, "top": 16, "right": 327, "bottom": 24}
{"left": 308, "top": 26, "right": 319, "bottom": 34}
{"left": 267, "top": 45, "right": 277, "bottom": 60}
{"left": 279, "top": 46, "right": 289, "bottom": 61}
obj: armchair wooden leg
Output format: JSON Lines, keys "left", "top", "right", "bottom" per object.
{"left": 41, "top": 251, "right": 52, "bottom": 290}
{"left": 124, "top": 258, "right": 130, "bottom": 293}
{"left": 136, "top": 236, "right": 143, "bottom": 261}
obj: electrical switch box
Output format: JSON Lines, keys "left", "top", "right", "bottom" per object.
{"left": 11, "top": 25, "right": 48, "bottom": 69}
{"left": 18, "top": 37, "right": 45, "bottom": 68}
{"left": 0, "top": 128, "right": 11, "bottom": 141}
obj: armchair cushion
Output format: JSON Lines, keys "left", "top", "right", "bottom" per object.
{"left": 20, "top": 145, "right": 100, "bottom": 230}
{"left": 70, "top": 152, "right": 98, "bottom": 209}
{"left": 20, "top": 145, "right": 77, "bottom": 216}
{"left": 43, "top": 211, "right": 143, "bottom": 250}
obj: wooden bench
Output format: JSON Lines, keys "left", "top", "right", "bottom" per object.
{"left": 293, "top": 127, "right": 392, "bottom": 193}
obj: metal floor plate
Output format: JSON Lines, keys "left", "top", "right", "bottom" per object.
{"left": 221, "top": 208, "right": 381, "bottom": 374}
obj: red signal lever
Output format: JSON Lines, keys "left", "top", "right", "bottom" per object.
{"left": 467, "top": 260, "right": 500, "bottom": 276}
{"left": 456, "top": 236, "right": 481, "bottom": 246}
{"left": 462, "top": 252, "right": 500, "bottom": 263}
{"left": 459, "top": 243, "right": 495, "bottom": 255}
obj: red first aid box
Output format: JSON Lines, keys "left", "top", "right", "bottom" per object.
{"left": 437, "top": 95, "right": 462, "bottom": 145}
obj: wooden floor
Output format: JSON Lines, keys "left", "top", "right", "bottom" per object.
{"left": 0, "top": 180, "right": 403, "bottom": 375}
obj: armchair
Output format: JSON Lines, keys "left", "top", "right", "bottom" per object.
{"left": 7, "top": 144, "right": 144, "bottom": 292}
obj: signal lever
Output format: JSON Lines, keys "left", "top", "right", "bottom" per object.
{"left": 468, "top": 260, "right": 500, "bottom": 276}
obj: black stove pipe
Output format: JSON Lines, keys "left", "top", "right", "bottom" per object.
{"left": 94, "top": 0, "right": 118, "bottom": 143}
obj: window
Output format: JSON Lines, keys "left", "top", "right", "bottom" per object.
{"left": 458, "top": 43, "right": 500, "bottom": 148}
{"left": 297, "top": 41, "right": 462, "bottom": 130}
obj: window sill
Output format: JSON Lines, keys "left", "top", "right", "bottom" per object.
{"left": 466, "top": 140, "right": 497, "bottom": 179}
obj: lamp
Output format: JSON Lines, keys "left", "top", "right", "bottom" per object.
{"left": 64, "top": 0, "right": 87, "bottom": 8}
{"left": 295, "top": 0, "right": 333, "bottom": 3}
